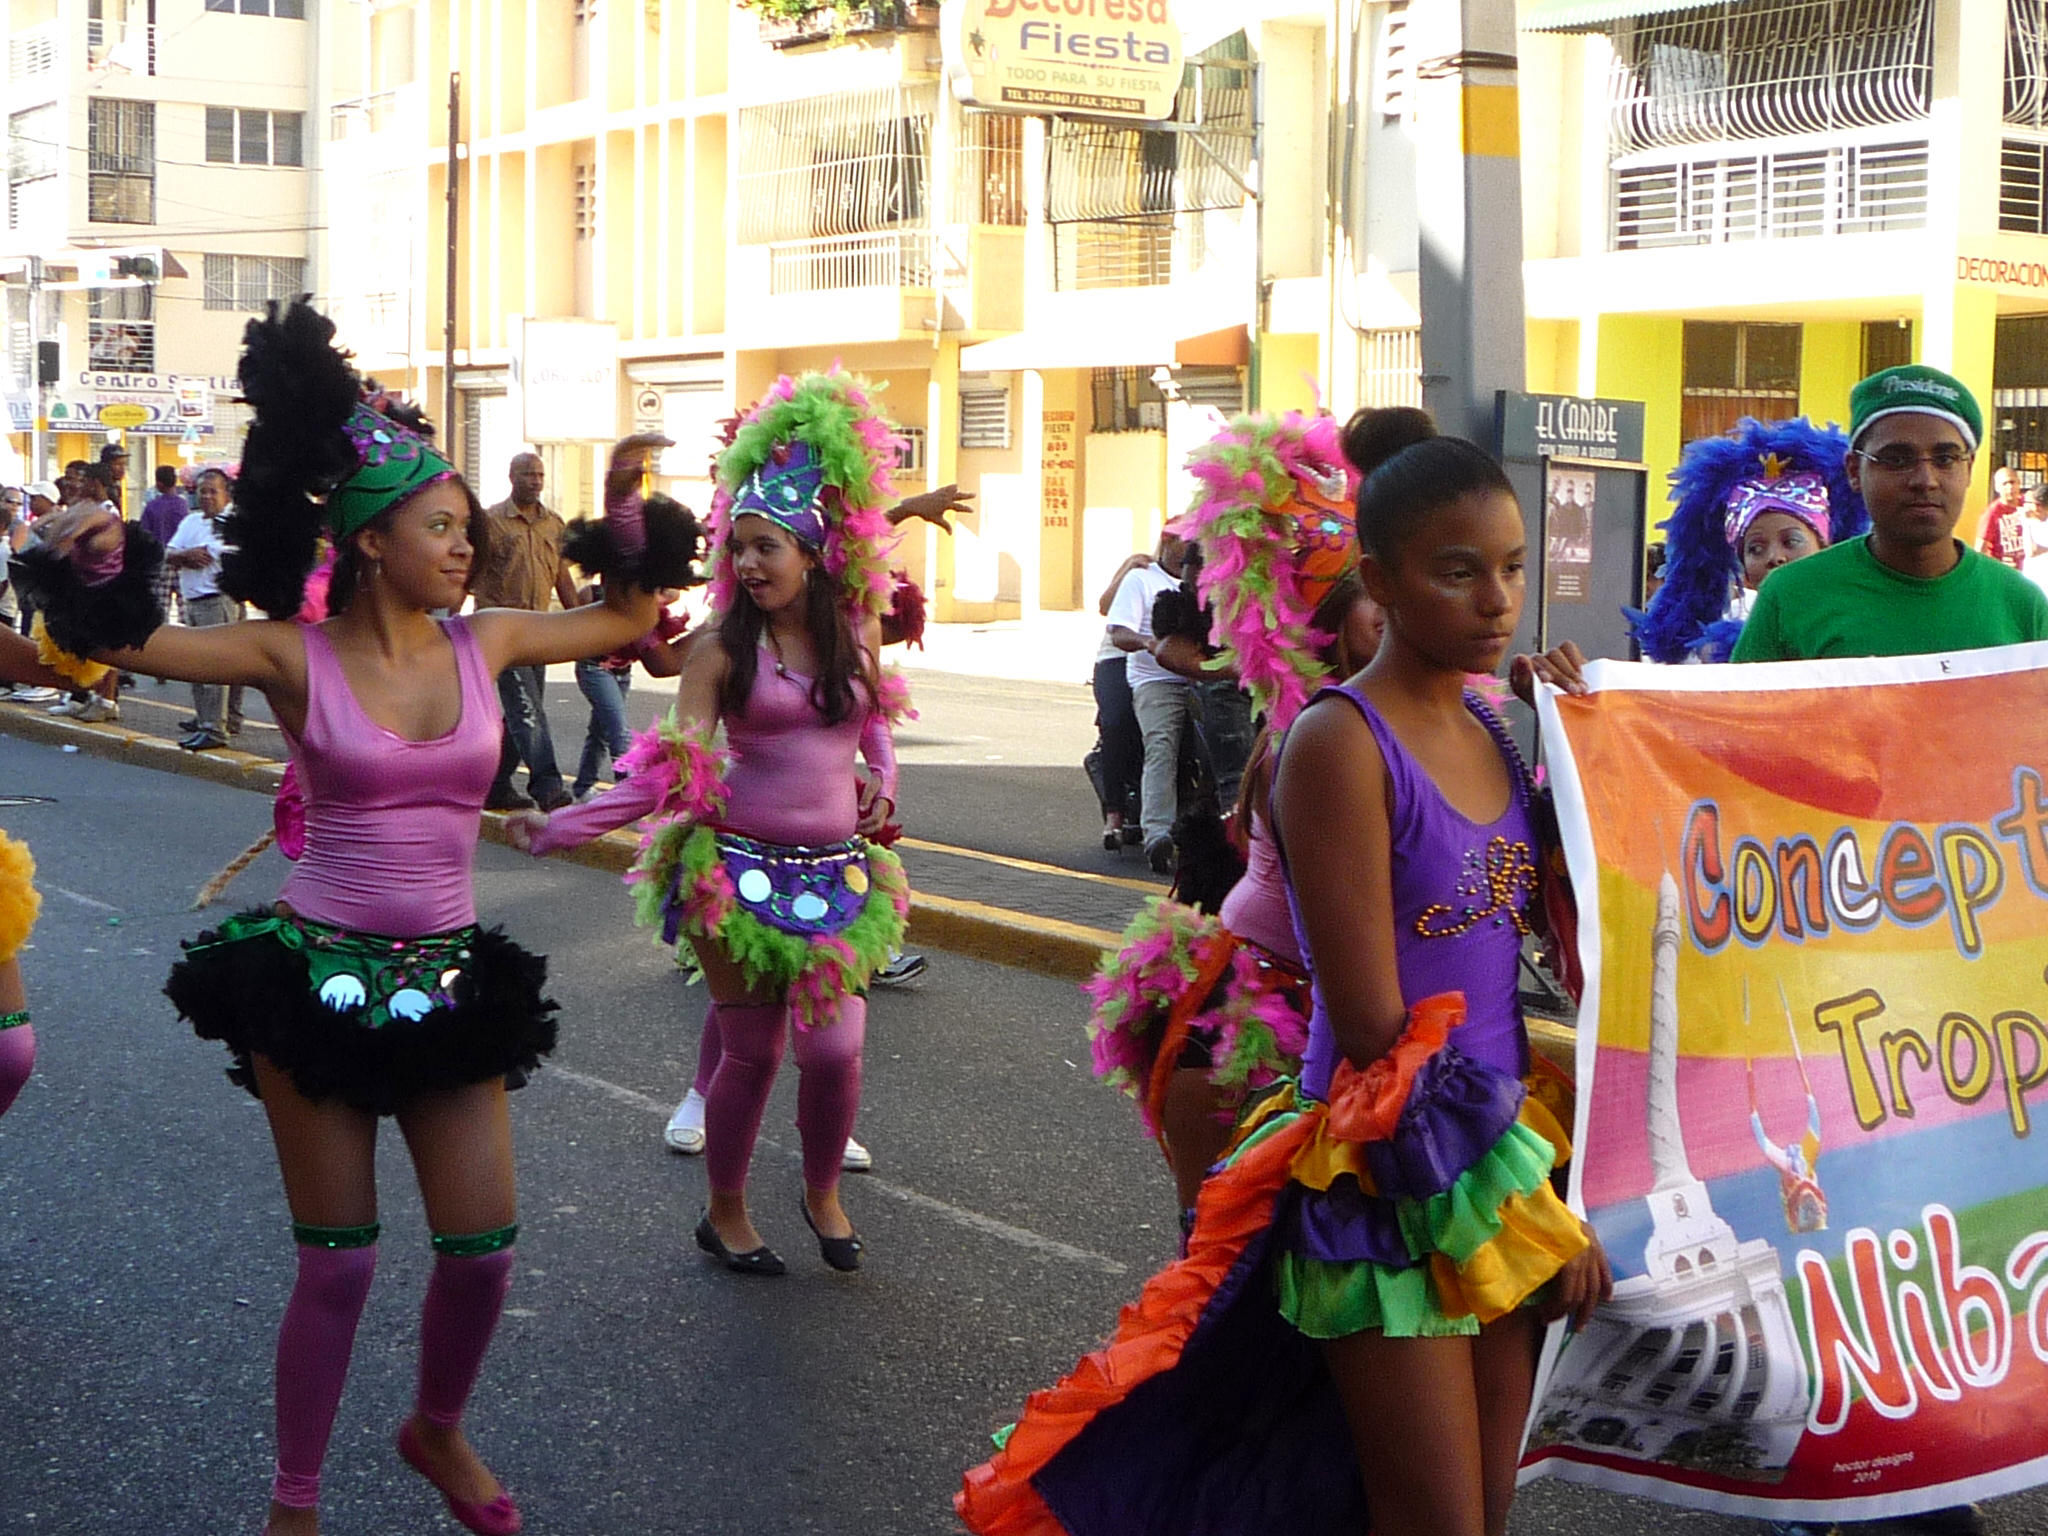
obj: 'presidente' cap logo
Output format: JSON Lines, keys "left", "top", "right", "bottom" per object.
{"left": 1883, "top": 374, "right": 1962, "bottom": 403}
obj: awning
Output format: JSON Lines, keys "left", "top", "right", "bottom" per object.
{"left": 1174, "top": 325, "right": 1249, "bottom": 367}
{"left": 1520, "top": 0, "right": 1725, "bottom": 33}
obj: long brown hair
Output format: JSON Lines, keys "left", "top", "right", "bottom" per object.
{"left": 716, "top": 558, "right": 875, "bottom": 724}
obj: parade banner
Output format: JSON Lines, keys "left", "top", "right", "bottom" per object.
{"left": 1520, "top": 645, "right": 2048, "bottom": 1524}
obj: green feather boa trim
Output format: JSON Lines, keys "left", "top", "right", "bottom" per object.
{"left": 637, "top": 823, "right": 908, "bottom": 1028}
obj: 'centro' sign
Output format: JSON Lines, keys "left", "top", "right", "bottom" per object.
{"left": 944, "top": 0, "right": 1183, "bottom": 123}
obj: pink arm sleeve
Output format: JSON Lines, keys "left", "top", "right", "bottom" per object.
{"left": 858, "top": 709, "right": 898, "bottom": 804}
{"left": 527, "top": 769, "right": 668, "bottom": 856}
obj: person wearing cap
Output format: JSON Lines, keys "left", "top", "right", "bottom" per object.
{"left": 1731, "top": 364, "right": 2048, "bottom": 664}
{"left": 1734, "top": 380, "right": 2029, "bottom": 1536}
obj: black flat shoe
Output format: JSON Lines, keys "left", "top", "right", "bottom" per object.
{"left": 694, "top": 1214, "right": 785, "bottom": 1276}
{"left": 801, "top": 1201, "right": 864, "bottom": 1272}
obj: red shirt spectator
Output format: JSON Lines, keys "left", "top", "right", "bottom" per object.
{"left": 1976, "top": 466, "right": 2028, "bottom": 569}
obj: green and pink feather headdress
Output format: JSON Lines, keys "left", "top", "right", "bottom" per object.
{"left": 708, "top": 371, "right": 904, "bottom": 620}
{"left": 1168, "top": 410, "right": 1362, "bottom": 731}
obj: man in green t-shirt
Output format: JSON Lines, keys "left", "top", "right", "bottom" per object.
{"left": 1733, "top": 364, "right": 2048, "bottom": 663}
{"left": 1737, "top": 370, "right": 2029, "bottom": 1536}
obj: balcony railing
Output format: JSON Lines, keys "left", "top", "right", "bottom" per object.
{"left": 767, "top": 231, "right": 932, "bottom": 295}
{"left": 1607, "top": 0, "right": 1930, "bottom": 155}
{"left": 1612, "top": 136, "right": 1927, "bottom": 248}
{"left": 86, "top": 18, "right": 156, "bottom": 76}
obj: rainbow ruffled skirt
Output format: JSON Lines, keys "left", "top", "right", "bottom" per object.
{"left": 957, "top": 993, "right": 1586, "bottom": 1536}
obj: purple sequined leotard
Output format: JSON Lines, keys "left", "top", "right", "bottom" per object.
{"left": 1287, "top": 684, "right": 1538, "bottom": 1098}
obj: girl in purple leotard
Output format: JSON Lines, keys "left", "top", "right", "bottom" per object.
{"left": 959, "top": 436, "right": 1612, "bottom": 1536}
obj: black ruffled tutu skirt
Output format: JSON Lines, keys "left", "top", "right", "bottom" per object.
{"left": 166, "top": 907, "right": 559, "bottom": 1115}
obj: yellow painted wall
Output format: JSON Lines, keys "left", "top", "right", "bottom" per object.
{"left": 1080, "top": 432, "right": 1168, "bottom": 609}
{"left": 1258, "top": 334, "right": 1320, "bottom": 414}
{"left": 1525, "top": 320, "right": 1579, "bottom": 395}
{"left": 1595, "top": 314, "right": 1683, "bottom": 519}
{"left": 1798, "top": 320, "right": 1861, "bottom": 431}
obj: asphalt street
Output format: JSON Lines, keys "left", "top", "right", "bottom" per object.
{"left": 1, "top": 738, "right": 2041, "bottom": 1536}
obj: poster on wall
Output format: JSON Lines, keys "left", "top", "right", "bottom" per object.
{"left": 1522, "top": 649, "right": 2048, "bottom": 1524}
{"left": 1546, "top": 463, "right": 1594, "bottom": 607}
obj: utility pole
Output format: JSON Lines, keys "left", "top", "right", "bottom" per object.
{"left": 27, "top": 256, "right": 47, "bottom": 483}
{"left": 443, "top": 72, "right": 460, "bottom": 442}
{"left": 1411, "top": 0, "right": 1525, "bottom": 449}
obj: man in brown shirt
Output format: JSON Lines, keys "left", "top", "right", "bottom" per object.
{"left": 475, "top": 452, "right": 580, "bottom": 810}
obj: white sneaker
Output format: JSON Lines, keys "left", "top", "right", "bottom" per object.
{"left": 663, "top": 1088, "right": 706, "bottom": 1154}
{"left": 73, "top": 695, "right": 118, "bottom": 723}
{"left": 842, "top": 1136, "right": 873, "bottom": 1172}
{"left": 47, "top": 697, "right": 84, "bottom": 716}
{"left": 8, "top": 686, "right": 56, "bottom": 703}
{"left": 873, "top": 950, "right": 928, "bottom": 986}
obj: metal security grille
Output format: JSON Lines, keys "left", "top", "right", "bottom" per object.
{"left": 959, "top": 383, "right": 1010, "bottom": 450}
{"left": 1681, "top": 320, "right": 1800, "bottom": 442}
{"left": 953, "top": 106, "right": 1024, "bottom": 227}
{"left": 2010, "top": 0, "right": 2048, "bottom": 127}
{"left": 736, "top": 84, "right": 937, "bottom": 245}
{"left": 2002, "top": 137, "right": 2048, "bottom": 231}
{"left": 1995, "top": 317, "right": 2048, "bottom": 477}
{"left": 1090, "top": 368, "right": 1165, "bottom": 434}
{"left": 1613, "top": 137, "right": 1926, "bottom": 247}
{"left": 204, "top": 254, "right": 309, "bottom": 310}
{"left": 1607, "top": 0, "right": 1931, "bottom": 155}
{"left": 1048, "top": 33, "right": 1254, "bottom": 291}
{"left": 1360, "top": 328, "right": 1423, "bottom": 409}
{"left": 87, "top": 97, "right": 154, "bottom": 224}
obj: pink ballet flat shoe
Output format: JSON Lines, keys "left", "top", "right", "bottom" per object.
{"left": 397, "top": 1419, "right": 523, "bottom": 1535}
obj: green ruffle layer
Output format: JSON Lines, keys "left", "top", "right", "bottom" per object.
{"left": 1275, "top": 1118, "right": 1561, "bottom": 1341}
{"left": 640, "top": 822, "right": 907, "bottom": 1019}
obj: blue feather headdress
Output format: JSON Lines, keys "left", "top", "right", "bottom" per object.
{"left": 1630, "top": 417, "right": 1867, "bottom": 664}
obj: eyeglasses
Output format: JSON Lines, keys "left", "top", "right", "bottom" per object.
{"left": 1852, "top": 447, "right": 1974, "bottom": 474}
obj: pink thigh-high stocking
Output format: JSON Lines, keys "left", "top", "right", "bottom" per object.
{"left": 792, "top": 995, "right": 865, "bottom": 1192}
{"left": 690, "top": 1003, "right": 725, "bottom": 1098}
{"left": 702, "top": 1001, "right": 788, "bottom": 1194}
{"left": 0, "top": 1015, "right": 33, "bottom": 1118}
{"left": 416, "top": 1228, "right": 518, "bottom": 1427}
{"left": 272, "top": 1226, "right": 380, "bottom": 1509}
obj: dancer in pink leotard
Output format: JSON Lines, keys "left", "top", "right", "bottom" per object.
{"left": 516, "top": 371, "right": 911, "bottom": 1277}
{"left": 30, "top": 300, "right": 695, "bottom": 1536}
{"left": 1083, "top": 408, "right": 1419, "bottom": 1229}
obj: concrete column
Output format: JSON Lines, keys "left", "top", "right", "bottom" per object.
{"left": 1411, "top": 0, "right": 1526, "bottom": 448}
{"left": 1923, "top": 0, "right": 2005, "bottom": 501}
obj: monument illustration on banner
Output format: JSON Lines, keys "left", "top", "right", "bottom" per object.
{"left": 1530, "top": 873, "right": 1813, "bottom": 1480}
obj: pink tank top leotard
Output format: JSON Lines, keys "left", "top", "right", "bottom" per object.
{"left": 278, "top": 617, "right": 502, "bottom": 937}
{"left": 721, "top": 653, "right": 866, "bottom": 846}
{"left": 1218, "top": 807, "right": 1302, "bottom": 968}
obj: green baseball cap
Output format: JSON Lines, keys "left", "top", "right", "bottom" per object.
{"left": 1848, "top": 364, "right": 1982, "bottom": 452}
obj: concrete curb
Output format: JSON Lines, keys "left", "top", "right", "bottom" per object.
{"left": 0, "top": 702, "right": 1121, "bottom": 982}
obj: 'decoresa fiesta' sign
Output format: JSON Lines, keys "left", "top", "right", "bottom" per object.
{"left": 944, "top": 0, "right": 1184, "bottom": 123}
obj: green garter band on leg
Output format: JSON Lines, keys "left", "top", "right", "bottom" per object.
{"left": 293, "top": 1221, "right": 382, "bottom": 1249}
{"left": 430, "top": 1224, "right": 519, "bottom": 1258}
{"left": 0, "top": 1010, "right": 29, "bottom": 1030}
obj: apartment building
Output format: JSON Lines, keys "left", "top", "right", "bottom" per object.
{"left": 1518, "top": 0, "right": 2043, "bottom": 512}
{"left": 2, "top": 0, "right": 314, "bottom": 492}
{"left": 317, "top": 0, "right": 736, "bottom": 515}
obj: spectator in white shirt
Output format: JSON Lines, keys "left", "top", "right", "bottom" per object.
{"left": 164, "top": 468, "right": 245, "bottom": 750}
{"left": 1105, "top": 532, "right": 1194, "bottom": 873}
